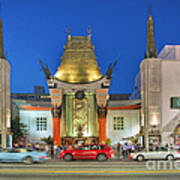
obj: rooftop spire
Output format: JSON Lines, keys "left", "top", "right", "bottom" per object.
{"left": 0, "top": 4, "right": 4, "bottom": 58}
{"left": 145, "top": 7, "right": 157, "bottom": 58}
{"left": 149, "top": 6, "right": 152, "bottom": 16}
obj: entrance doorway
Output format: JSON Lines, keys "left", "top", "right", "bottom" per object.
{"left": 173, "top": 124, "right": 180, "bottom": 145}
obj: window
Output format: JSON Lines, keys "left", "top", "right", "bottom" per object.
{"left": 99, "top": 145, "right": 106, "bottom": 150}
{"left": 90, "top": 145, "right": 97, "bottom": 150}
{"left": 113, "top": 117, "right": 124, "bottom": 130}
{"left": 36, "top": 117, "right": 47, "bottom": 131}
{"left": 78, "top": 145, "right": 90, "bottom": 150}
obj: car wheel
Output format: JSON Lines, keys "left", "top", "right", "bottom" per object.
{"left": 166, "top": 155, "right": 174, "bottom": 161}
{"left": 136, "top": 155, "right": 144, "bottom": 162}
{"left": 24, "top": 156, "right": 33, "bottom": 165}
{"left": 63, "top": 154, "right": 73, "bottom": 161}
{"left": 97, "top": 154, "right": 107, "bottom": 162}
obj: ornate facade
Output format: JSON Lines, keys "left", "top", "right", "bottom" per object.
{"left": 41, "top": 31, "right": 115, "bottom": 145}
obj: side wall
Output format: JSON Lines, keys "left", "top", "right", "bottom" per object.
{"left": 161, "top": 60, "right": 180, "bottom": 144}
{"left": 19, "top": 110, "right": 53, "bottom": 143}
{"left": 106, "top": 109, "right": 140, "bottom": 145}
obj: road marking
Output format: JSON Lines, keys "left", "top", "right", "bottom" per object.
{"left": 0, "top": 164, "right": 145, "bottom": 168}
{"left": 0, "top": 169, "right": 180, "bottom": 174}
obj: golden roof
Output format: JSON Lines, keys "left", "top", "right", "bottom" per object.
{"left": 54, "top": 34, "right": 103, "bottom": 83}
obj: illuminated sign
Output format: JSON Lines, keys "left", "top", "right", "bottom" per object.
{"left": 170, "top": 97, "right": 180, "bottom": 109}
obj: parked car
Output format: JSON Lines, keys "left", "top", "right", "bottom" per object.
{"left": 0, "top": 148, "right": 49, "bottom": 164}
{"left": 60, "top": 144, "right": 114, "bottom": 161}
{"left": 129, "top": 147, "right": 180, "bottom": 161}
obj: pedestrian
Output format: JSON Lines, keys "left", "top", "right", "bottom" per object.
{"left": 67, "top": 144, "right": 72, "bottom": 150}
{"left": 127, "top": 143, "right": 132, "bottom": 155}
{"left": 123, "top": 142, "right": 128, "bottom": 159}
{"left": 56, "top": 145, "right": 63, "bottom": 158}
{"left": 53, "top": 142, "right": 58, "bottom": 158}
{"left": 117, "top": 142, "right": 121, "bottom": 159}
{"left": 44, "top": 144, "right": 49, "bottom": 154}
{"left": 35, "top": 143, "right": 40, "bottom": 151}
{"left": 50, "top": 144, "right": 54, "bottom": 159}
{"left": 73, "top": 141, "right": 79, "bottom": 149}
{"left": 131, "top": 144, "right": 136, "bottom": 152}
{"left": 64, "top": 143, "right": 69, "bottom": 150}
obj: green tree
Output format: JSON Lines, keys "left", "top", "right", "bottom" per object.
{"left": 11, "top": 116, "right": 27, "bottom": 143}
{"left": 41, "top": 136, "right": 53, "bottom": 145}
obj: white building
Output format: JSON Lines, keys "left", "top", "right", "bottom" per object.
{"left": 18, "top": 105, "right": 53, "bottom": 143}
{"left": 12, "top": 90, "right": 53, "bottom": 144}
{"left": 131, "top": 8, "right": 180, "bottom": 148}
{"left": 158, "top": 45, "right": 180, "bottom": 60}
{"left": 106, "top": 99, "right": 141, "bottom": 145}
{"left": 158, "top": 45, "right": 180, "bottom": 145}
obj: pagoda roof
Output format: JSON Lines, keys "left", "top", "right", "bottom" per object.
{"left": 54, "top": 34, "right": 103, "bottom": 84}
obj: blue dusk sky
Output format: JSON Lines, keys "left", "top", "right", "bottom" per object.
{"left": 1, "top": 0, "right": 180, "bottom": 94}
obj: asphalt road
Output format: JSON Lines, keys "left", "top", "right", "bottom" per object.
{"left": 0, "top": 160, "right": 180, "bottom": 180}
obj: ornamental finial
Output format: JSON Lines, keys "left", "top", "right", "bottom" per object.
{"left": 88, "top": 26, "right": 92, "bottom": 40}
{"left": 67, "top": 27, "right": 71, "bottom": 40}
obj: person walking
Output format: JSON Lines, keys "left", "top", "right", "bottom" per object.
{"left": 117, "top": 143, "right": 121, "bottom": 159}
{"left": 53, "top": 142, "right": 58, "bottom": 159}
{"left": 123, "top": 142, "right": 128, "bottom": 159}
{"left": 131, "top": 144, "right": 136, "bottom": 153}
{"left": 67, "top": 144, "right": 72, "bottom": 150}
{"left": 56, "top": 145, "right": 63, "bottom": 158}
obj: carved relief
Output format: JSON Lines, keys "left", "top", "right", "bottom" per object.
{"left": 52, "top": 104, "right": 61, "bottom": 118}
{"left": 98, "top": 106, "right": 107, "bottom": 118}
{"left": 148, "top": 62, "right": 161, "bottom": 92}
{"left": 72, "top": 98, "right": 88, "bottom": 136}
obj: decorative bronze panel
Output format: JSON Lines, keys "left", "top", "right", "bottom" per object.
{"left": 72, "top": 97, "right": 88, "bottom": 137}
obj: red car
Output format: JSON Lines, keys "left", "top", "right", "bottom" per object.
{"left": 60, "top": 144, "right": 114, "bottom": 161}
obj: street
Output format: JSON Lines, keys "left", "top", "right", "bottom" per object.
{"left": 0, "top": 160, "right": 180, "bottom": 180}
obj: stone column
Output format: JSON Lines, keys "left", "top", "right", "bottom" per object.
{"left": 98, "top": 106, "right": 107, "bottom": 144}
{"left": 52, "top": 105, "right": 61, "bottom": 146}
{"left": 96, "top": 88, "right": 109, "bottom": 144}
{"left": 140, "top": 58, "right": 161, "bottom": 150}
{"left": 48, "top": 88, "right": 63, "bottom": 146}
{"left": 0, "top": 58, "right": 11, "bottom": 149}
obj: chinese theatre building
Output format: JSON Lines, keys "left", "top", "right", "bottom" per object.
{"left": 41, "top": 30, "right": 115, "bottom": 146}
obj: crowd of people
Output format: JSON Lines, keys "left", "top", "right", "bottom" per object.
{"left": 10, "top": 141, "right": 180, "bottom": 160}
{"left": 115, "top": 142, "right": 144, "bottom": 159}
{"left": 11, "top": 141, "right": 144, "bottom": 159}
